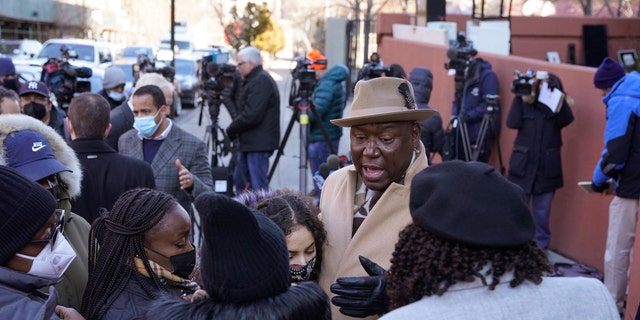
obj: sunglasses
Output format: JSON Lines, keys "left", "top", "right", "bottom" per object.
{"left": 31, "top": 209, "right": 65, "bottom": 247}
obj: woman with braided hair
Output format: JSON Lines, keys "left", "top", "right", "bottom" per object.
{"left": 80, "top": 188, "right": 198, "bottom": 320}
{"left": 382, "top": 161, "right": 617, "bottom": 319}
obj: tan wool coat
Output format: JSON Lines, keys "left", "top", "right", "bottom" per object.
{"left": 318, "top": 143, "right": 428, "bottom": 320}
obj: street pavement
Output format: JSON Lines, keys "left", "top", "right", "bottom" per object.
{"left": 174, "top": 58, "right": 351, "bottom": 195}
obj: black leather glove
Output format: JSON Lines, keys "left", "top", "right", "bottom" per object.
{"left": 591, "top": 180, "right": 609, "bottom": 193}
{"left": 330, "top": 256, "right": 389, "bottom": 318}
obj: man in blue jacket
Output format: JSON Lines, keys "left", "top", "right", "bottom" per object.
{"left": 591, "top": 57, "right": 640, "bottom": 314}
{"left": 307, "top": 50, "right": 349, "bottom": 178}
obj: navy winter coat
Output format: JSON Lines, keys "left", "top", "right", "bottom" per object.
{"left": 507, "top": 96, "right": 574, "bottom": 194}
{"left": 451, "top": 58, "right": 500, "bottom": 143}
{"left": 408, "top": 67, "right": 445, "bottom": 158}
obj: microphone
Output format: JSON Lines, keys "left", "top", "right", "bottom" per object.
{"left": 326, "top": 154, "right": 340, "bottom": 171}
{"left": 446, "top": 46, "right": 458, "bottom": 61}
{"left": 318, "top": 163, "right": 330, "bottom": 179}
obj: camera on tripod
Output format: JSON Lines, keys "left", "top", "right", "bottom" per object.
{"left": 444, "top": 32, "right": 478, "bottom": 75}
{"left": 358, "top": 52, "right": 390, "bottom": 81}
{"left": 291, "top": 56, "right": 317, "bottom": 97}
{"left": 485, "top": 94, "right": 500, "bottom": 113}
{"left": 511, "top": 69, "right": 549, "bottom": 96}
{"left": 133, "top": 52, "right": 176, "bottom": 84}
{"left": 41, "top": 45, "right": 93, "bottom": 107}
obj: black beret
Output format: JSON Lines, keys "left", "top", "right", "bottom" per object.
{"left": 409, "top": 160, "right": 535, "bottom": 247}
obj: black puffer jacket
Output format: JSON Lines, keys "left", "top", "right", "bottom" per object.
{"left": 102, "top": 274, "right": 187, "bottom": 320}
{"left": 226, "top": 65, "right": 280, "bottom": 152}
{"left": 506, "top": 93, "right": 574, "bottom": 194}
{"left": 144, "top": 281, "right": 330, "bottom": 320}
{"left": 408, "top": 67, "right": 445, "bottom": 159}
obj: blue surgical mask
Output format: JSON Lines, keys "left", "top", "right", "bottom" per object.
{"left": 133, "top": 109, "right": 161, "bottom": 137}
{"left": 107, "top": 90, "right": 125, "bottom": 102}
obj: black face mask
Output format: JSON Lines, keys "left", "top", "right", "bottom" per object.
{"left": 290, "top": 257, "right": 316, "bottom": 283}
{"left": 23, "top": 101, "right": 47, "bottom": 120}
{"left": 169, "top": 249, "right": 196, "bottom": 279}
{"left": 2, "top": 78, "right": 18, "bottom": 92}
{"left": 146, "top": 246, "right": 196, "bottom": 279}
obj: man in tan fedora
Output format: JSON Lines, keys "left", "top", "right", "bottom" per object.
{"left": 318, "top": 77, "right": 434, "bottom": 319}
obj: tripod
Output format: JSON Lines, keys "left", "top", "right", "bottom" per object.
{"left": 199, "top": 95, "right": 244, "bottom": 195}
{"left": 268, "top": 89, "right": 336, "bottom": 194}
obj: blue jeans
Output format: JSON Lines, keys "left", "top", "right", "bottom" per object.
{"left": 526, "top": 191, "right": 555, "bottom": 249}
{"left": 308, "top": 140, "right": 340, "bottom": 175}
{"left": 233, "top": 151, "right": 272, "bottom": 194}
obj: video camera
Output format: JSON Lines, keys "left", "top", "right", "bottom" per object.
{"left": 291, "top": 55, "right": 317, "bottom": 98}
{"left": 359, "top": 52, "right": 390, "bottom": 81}
{"left": 201, "top": 53, "right": 236, "bottom": 97}
{"left": 133, "top": 53, "right": 176, "bottom": 84}
{"left": 444, "top": 32, "right": 478, "bottom": 75}
{"left": 511, "top": 69, "right": 549, "bottom": 96}
{"left": 40, "top": 45, "right": 93, "bottom": 107}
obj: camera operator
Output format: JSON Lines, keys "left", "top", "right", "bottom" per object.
{"left": 506, "top": 71, "right": 574, "bottom": 250}
{"left": 448, "top": 34, "right": 500, "bottom": 163}
{"left": 356, "top": 52, "right": 389, "bottom": 82}
{"left": 40, "top": 45, "right": 92, "bottom": 112}
{"left": 306, "top": 50, "right": 348, "bottom": 182}
{"left": 98, "top": 66, "right": 127, "bottom": 109}
{"left": 19, "top": 80, "right": 69, "bottom": 140}
{"left": 226, "top": 46, "right": 280, "bottom": 194}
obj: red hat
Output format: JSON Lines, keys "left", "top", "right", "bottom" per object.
{"left": 307, "top": 49, "right": 327, "bottom": 71}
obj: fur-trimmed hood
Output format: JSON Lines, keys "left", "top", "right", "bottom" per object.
{"left": 0, "top": 114, "right": 81, "bottom": 198}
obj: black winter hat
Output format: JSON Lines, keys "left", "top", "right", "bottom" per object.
{"left": 409, "top": 160, "right": 535, "bottom": 247}
{"left": 0, "top": 165, "right": 57, "bottom": 265}
{"left": 195, "top": 192, "right": 290, "bottom": 303}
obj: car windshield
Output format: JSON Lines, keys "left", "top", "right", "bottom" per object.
{"left": 38, "top": 43, "right": 95, "bottom": 63}
{"left": 174, "top": 59, "right": 195, "bottom": 75}
{"left": 161, "top": 40, "right": 192, "bottom": 51}
{"left": 114, "top": 64, "right": 134, "bottom": 82}
{"left": 121, "top": 46, "right": 153, "bottom": 58}
{"left": 0, "top": 42, "right": 20, "bottom": 55}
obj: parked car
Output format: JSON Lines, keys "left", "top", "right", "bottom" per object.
{"left": 36, "top": 38, "right": 115, "bottom": 69}
{"left": 119, "top": 45, "right": 156, "bottom": 62}
{"left": 172, "top": 55, "right": 201, "bottom": 108}
{"left": 0, "top": 39, "right": 42, "bottom": 59}
{"left": 12, "top": 38, "right": 115, "bottom": 109}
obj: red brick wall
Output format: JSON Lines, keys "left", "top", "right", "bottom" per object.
{"left": 375, "top": 13, "right": 640, "bottom": 318}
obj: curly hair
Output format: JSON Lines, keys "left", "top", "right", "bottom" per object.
{"left": 253, "top": 191, "right": 326, "bottom": 281}
{"left": 80, "top": 188, "right": 179, "bottom": 320}
{"left": 387, "top": 224, "right": 551, "bottom": 311}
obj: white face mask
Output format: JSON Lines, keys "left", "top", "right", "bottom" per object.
{"left": 15, "top": 231, "right": 77, "bottom": 279}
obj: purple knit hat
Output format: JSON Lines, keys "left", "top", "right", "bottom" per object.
{"left": 594, "top": 57, "right": 625, "bottom": 89}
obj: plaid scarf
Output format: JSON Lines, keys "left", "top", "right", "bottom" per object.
{"left": 134, "top": 256, "right": 200, "bottom": 292}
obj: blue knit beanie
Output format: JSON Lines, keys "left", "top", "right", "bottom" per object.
{"left": 0, "top": 57, "right": 16, "bottom": 77}
{"left": 594, "top": 57, "right": 625, "bottom": 89}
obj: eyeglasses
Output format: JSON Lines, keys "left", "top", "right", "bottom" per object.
{"left": 31, "top": 209, "right": 65, "bottom": 247}
{"left": 237, "top": 61, "right": 248, "bottom": 67}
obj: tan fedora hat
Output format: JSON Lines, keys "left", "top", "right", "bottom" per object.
{"left": 331, "top": 77, "right": 435, "bottom": 127}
